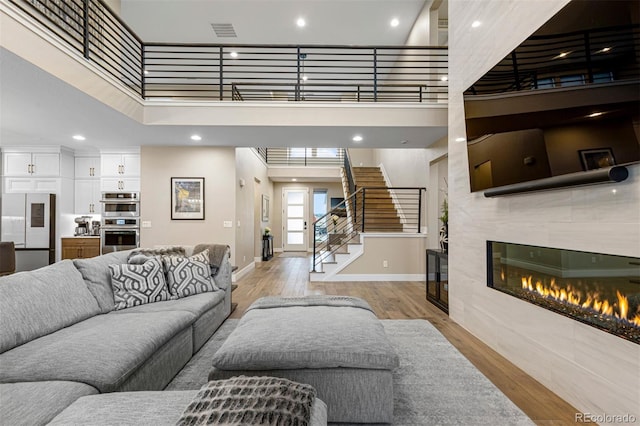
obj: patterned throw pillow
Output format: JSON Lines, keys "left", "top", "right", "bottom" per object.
{"left": 109, "top": 257, "right": 172, "bottom": 310}
{"left": 163, "top": 249, "right": 220, "bottom": 298}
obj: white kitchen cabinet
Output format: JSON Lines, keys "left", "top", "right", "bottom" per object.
{"left": 3, "top": 177, "right": 60, "bottom": 193}
{"left": 3, "top": 152, "right": 60, "bottom": 176}
{"left": 75, "top": 157, "right": 100, "bottom": 179}
{"left": 100, "top": 178, "right": 140, "bottom": 192}
{"left": 75, "top": 180, "right": 101, "bottom": 214}
{"left": 101, "top": 154, "right": 140, "bottom": 177}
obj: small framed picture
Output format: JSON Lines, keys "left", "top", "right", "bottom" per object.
{"left": 261, "top": 194, "right": 270, "bottom": 222}
{"left": 171, "top": 177, "right": 205, "bottom": 220}
{"left": 579, "top": 148, "right": 616, "bottom": 171}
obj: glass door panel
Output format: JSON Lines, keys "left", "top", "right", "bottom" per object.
{"left": 283, "top": 188, "right": 308, "bottom": 251}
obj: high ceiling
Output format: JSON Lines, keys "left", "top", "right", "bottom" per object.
{"left": 0, "top": 0, "right": 448, "bottom": 151}
{"left": 120, "top": 0, "right": 432, "bottom": 45}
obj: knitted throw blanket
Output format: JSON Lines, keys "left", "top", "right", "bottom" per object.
{"left": 246, "top": 295, "right": 374, "bottom": 314}
{"left": 176, "top": 376, "right": 316, "bottom": 426}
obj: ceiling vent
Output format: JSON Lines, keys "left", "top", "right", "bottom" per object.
{"left": 211, "top": 23, "right": 237, "bottom": 38}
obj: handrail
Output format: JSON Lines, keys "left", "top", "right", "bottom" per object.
{"left": 343, "top": 150, "right": 356, "bottom": 196}
{"left": 312, "top": 186, "right": 426, "bottom": 272}
{"left": 10, "top": 0, "right": 449, "bottom": 103}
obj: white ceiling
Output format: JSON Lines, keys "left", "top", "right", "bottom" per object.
{"left": 120, "top": 0, "right": 430, "bottom": 45}
{"left": 0, "top": 1, "right": 448, "bottom": 152}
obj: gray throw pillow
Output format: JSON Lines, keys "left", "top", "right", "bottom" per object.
{"left": 109, "top": 257, "right": 173, "bottom": 310}
{"left": 163, "top": 249, "right": 219, "bottom": 298}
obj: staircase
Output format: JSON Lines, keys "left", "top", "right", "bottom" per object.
{"left": 311, "top": 159, "right": 425, "bottom": 280}
{"left": 352, "top": 167, "right": 403, "bottom": 232}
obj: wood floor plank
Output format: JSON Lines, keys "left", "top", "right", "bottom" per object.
{"left": 231, "top": 255, "right": 580, "bottom": 425}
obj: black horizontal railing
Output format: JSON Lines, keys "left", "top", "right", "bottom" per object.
{"left": 15, "top": 0, "right": 144, "bottom": 97}
{"left": 10, "top": 0, "right": 448, "bottom": 103}
{"left": 255, "top": 148, "right": 345, "bottom": 166}
{"left": 312, "top": 186, "right": 425, "bottom": 272}
{"left": 466, "top": 24, "right": 640, "bottom": 95}
{"left": 142, "top": 44, "right": 446, "bottom": 102}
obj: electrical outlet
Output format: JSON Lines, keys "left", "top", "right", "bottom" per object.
{"left": 383, "top": 260, "right": 388, "bottom": 268}
{"left": 141, "top": 221, "right": 152, "bottom": 228}
{"left": 223, "top": 221, "right": 233, "bottom": 228}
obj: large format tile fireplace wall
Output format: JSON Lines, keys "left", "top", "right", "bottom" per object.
{"left": 449, "top": 0, "right": 639, "bottom": 423}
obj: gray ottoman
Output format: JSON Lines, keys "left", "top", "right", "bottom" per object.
{"left": 208, "top": 296, "right": 399, "bottom": 424}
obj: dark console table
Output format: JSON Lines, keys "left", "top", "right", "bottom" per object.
{"left": 426, "top": 249, "right": 448, "bottom": 314}
{"left": 262, "top": 235, "right": 273, "bottom": 261}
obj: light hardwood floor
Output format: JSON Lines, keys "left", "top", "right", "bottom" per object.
{"left": 231, "top": 254, "right": 581, "bottom": 425}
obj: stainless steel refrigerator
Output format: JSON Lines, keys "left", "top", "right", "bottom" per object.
{"left": 1, "top": 193, "right": 56, "bottom": 271}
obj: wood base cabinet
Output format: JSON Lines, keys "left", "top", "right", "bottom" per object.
{"left": 426, "top": 249, "right": 448, "bottom": 314}
{"left": 62, "top": 237, "right": 100, "bottom": 260}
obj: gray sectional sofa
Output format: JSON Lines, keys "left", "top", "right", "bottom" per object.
{"left": 0, "top": 246, "right": 233, "bottom": 426}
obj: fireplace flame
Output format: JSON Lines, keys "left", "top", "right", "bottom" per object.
{"left": 521, "top": 275, "right": 640, "bottom": 327}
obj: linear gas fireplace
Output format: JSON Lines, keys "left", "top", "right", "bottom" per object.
{"left": 487, "top": 241, "right": 640, "bottom": 344}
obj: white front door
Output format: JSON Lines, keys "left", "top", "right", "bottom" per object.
{"left": 283, "top": 188, "right": 308, "bottom": 251}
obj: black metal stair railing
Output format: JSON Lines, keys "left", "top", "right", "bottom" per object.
{"left": 10, "top": 0, "right": 449, "bottom": 103}
{"left": 312, "top": 186, "right": 425, "bottom": 273}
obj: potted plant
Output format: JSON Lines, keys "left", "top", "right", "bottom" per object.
{"left": 263, "top": 226, "right": 271, "bottom": 236}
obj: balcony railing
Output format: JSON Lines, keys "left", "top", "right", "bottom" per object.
{"left": 10, "top": 0, "right": 448, "bottom": 103}
{"left": 255, "top": 148, "right": 344, "bottom": 166}
{"left": 465, "top": 24, "right": 640, "bottom": 95}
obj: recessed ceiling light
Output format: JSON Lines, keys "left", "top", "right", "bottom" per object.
{"left": 471, "top": 21, "right": 481, "bottom": 28}
{"left": 441, "top": 76, "right": 448, "bottom": 82}
{"left": 296, "top": 18, "right": 306, "bottom": 27}
{"left": 553, "top": 51, "right": 571, "bottom": 59}
{"left": 352, "top": 135, "right": 363, "bottom": 142}
{"left": 292, "top": 178, "right": 297, "bottom": 182}
{"left": 390, "top": 18, "right": 399, "bottom": 27}
{"left": 190, "top": 134, "right": 202, "bottom": 141}
{"left": 598, "top": 47, "right": 612, "bottom": 53}
{"left": 587, "top": 112, "right": 603, "bottom": 118}
{"left": 72, "top": 135, "right": 86, "bottom": 141}
{"left": 230, "top": 51, "right": 238, "bottom": 58}
{"left": 455, "top": 137, "right": 466, "bottom": 142}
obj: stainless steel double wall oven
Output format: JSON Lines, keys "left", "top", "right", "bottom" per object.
{"left": 100, "top": 192, "right": 140, "bottom": 253}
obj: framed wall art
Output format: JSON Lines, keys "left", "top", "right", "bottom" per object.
{"left": 171, "top": 177, "right": 205, "bottom": 220}
{"left": 261, "top": 194, "right": 270, "bottom": 222}
{"left": 579, "top": 148, "right": 616, "bottom": 171}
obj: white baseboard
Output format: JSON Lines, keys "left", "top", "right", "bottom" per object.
{"left": 232, "top": 261, "right": 255, "bottom": 282}
{"left": 325, "top": 273, "right": 424, "bottom": 282}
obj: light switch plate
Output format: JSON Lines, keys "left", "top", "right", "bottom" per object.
{"left": 223, "top": 221, "right": 233, "bottom": 228}
{"left": 141, "top": 221, "right": 152, "bottom": 228}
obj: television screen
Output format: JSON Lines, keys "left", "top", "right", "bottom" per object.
{"left": 464, "top": 0, "right": 640, "bottom": 193}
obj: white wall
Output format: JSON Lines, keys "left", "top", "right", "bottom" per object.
{"left": 372, "top": 139, "right": 447, "bottom": 247}
{"left": 449, "top": 0, "right": 640, "bottom": 422}
{"left": 235, "top": 148, "right": 271, "bottom": 266}
{"left": 139, "top": 146, "right": 236, "bottom": 264}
